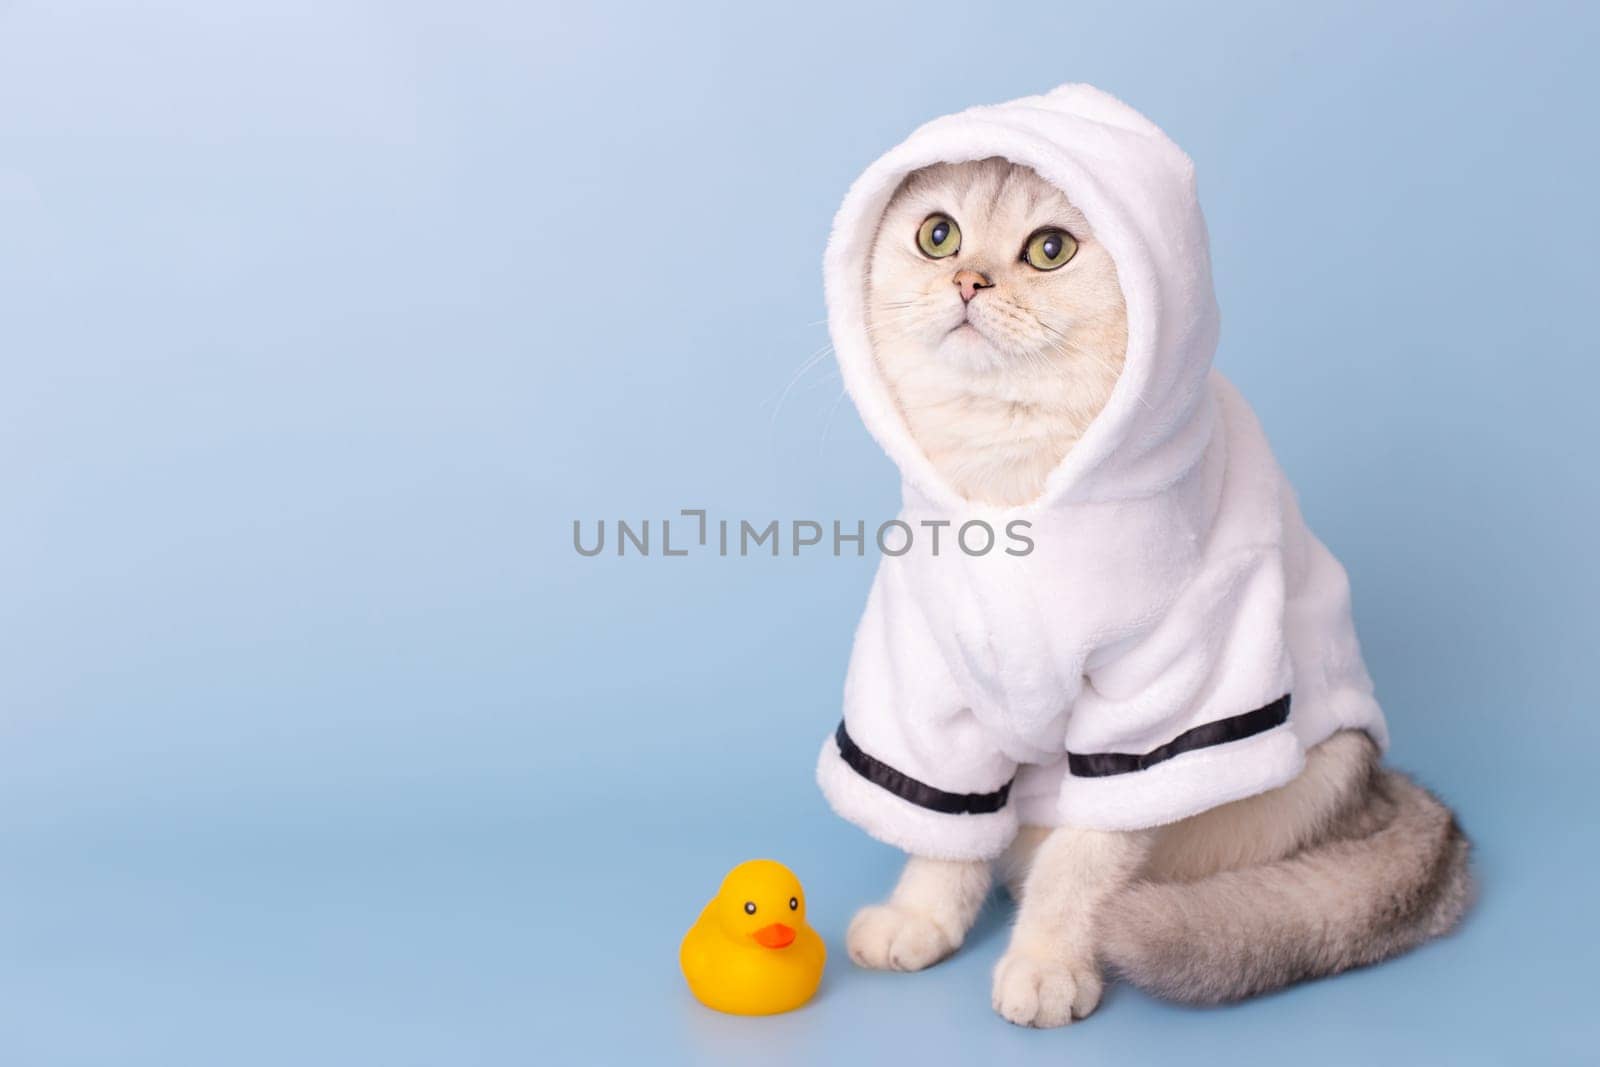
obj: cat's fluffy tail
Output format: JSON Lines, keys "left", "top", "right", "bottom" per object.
{"left": 1098, "top": 770, "right": 1473, "bottom": 1004}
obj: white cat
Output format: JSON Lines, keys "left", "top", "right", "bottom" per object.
{"left": 820, "top": 90, "right": 1471, "bottom": 1026}
{"left": 866, "top": 159, "right": 1128, "bottom": 509}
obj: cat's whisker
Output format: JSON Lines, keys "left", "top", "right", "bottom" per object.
{"left": 768, "top": 342, "right": 837, "bottom": 424}
{"left": 1042, "top": 338, "right": 1151, "bottom": 412}
{"left": 1031, "top": 318, "right": 1151, "bottom": 413}
{"left": 818, "top": 385, "right": 850, "bottom": 454}
{"left": 867, "top": 305, "right": 932, "bottom": 323}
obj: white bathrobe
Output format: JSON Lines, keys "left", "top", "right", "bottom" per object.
{"left": 815, "top": 85, "right": 1387, "bottom": 861}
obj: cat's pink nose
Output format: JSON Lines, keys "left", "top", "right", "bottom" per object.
{"left": 953, "top": 270, "right": 993, "bottom": 302}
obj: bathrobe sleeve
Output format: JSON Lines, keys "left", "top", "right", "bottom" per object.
{"left": 1054, "top": 545, "right": 1305, "bottom": 831}
{"left": 816, "top": 564, "right": 1020, "bottom": 860}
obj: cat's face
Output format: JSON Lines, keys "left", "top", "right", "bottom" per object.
{"left": 865, "top": 158, "right": 1127, "bottom": 377}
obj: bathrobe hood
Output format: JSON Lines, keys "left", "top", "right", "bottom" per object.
{"left": 816, "top": 85, "right": 1387, "bottom": 860}
{"left": 825, "top": 83, "right": 1219, "bottom": 511}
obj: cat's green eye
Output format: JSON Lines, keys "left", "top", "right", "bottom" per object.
{"left": 1023, "top": 229, "right": 1078, "bottom": 271}
{"left": 917, "top": 214, "right": 961, "bottom": 259}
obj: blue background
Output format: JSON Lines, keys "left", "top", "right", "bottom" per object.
{"left": 2, "top": 1, "right": 1595, "bottom": 1063}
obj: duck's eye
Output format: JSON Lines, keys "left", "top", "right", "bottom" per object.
{"left": 1023, "top": 228, "right": 1078, "bottom": 271}
{"left": 789, "top": 897, "right": 799, "bottom": 911}
{"left": 917, "top": 214, "right": 961, "bottom": 259}
{"left": 743, "top": 901, "right": 756, "bottom": 915}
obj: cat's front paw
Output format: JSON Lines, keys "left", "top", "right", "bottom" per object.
{"left": 991, "top": 950, "right": 1102, "bottom": 1028}
{"left": 846, "top": 904, "right": 957, "bottom": 972}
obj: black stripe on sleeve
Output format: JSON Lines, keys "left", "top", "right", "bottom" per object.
{"left": 834, "top": 721, "right": 1013, "bottom": 815}
{"left": 1066, "top": 695, "right": 1292, "bottom": 779}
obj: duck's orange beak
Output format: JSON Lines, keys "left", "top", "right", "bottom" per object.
{"left": 753, "top": 922, "right": 796, "bottom": 949}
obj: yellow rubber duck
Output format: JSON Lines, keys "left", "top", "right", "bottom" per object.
{"left": 679, "top": 859, "right": 826, "bottom": 1015}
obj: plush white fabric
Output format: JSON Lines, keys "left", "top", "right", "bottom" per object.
{"left": 815, "top": 84, "right": 1387, "bottom": 860}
